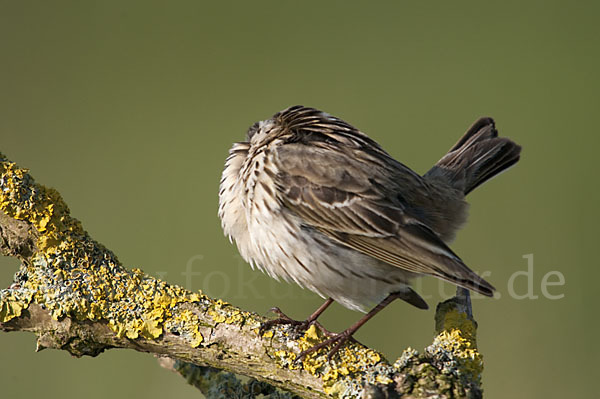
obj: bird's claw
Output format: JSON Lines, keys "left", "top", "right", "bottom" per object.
{"left": 259, "top": 307, "right": 303, "bottom": 336}
{"left": 259, "top": 307, "right": 335, "bottom": 338}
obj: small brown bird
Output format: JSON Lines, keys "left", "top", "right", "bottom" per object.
{"left": 218, "top": 105, "right": 521, "bottom": 358}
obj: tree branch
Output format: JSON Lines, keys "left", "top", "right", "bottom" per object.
{"left": 0, "top": 152, "right": 485, "bottom": 399}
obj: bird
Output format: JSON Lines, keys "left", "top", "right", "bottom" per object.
{"left": 218, "top": 105, "right": 521, "bottom": 359}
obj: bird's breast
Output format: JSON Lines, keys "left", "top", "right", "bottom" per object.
{"left": 218, "top": 143, "right": 251, "bottom": 257}
{"left": 218, "top": 143, "right": 282, "bottom": 269}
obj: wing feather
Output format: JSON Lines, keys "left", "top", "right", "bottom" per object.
{"left": 274, "top": 137, "right": 495, "bottom": 297}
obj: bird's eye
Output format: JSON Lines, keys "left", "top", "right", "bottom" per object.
{"left": 246, "top": 122, "right": 260, "bottom": 141}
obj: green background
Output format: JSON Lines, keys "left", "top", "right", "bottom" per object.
{"left": 0, "top": 1, "right": 597, "bottom": 398}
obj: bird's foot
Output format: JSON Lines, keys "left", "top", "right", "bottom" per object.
{"left": 259, "top": 307, "right": 303, "bottom": 333}
{"left": 294, "top": 329, "right": 355, "bottom": 363}
{"left": 259, "top": 307, "right": 335, "bottom": 337}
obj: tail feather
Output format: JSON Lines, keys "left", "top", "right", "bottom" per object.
{"left": 426, "top": 117, "right": 521, "bottom": 195}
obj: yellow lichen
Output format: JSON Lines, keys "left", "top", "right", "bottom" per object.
{"left": 166, "top": 308, "right": 204, "bottom": 347}
{"left": 224, "top": 308, "right": 244, "bottom": 324}
{"left": 206, "top": 298, "right": 250, "bottom": 327}
{"left": 376, "top": 374, "right": 393, "bottom": 384}
{"left": 261, "top": 330, "right": 273, "bottom": 338}
{"left": 208, "top": 310, "right": 227, "bottom": 323}
{"left": 0, "top": 296, "right": 25, "bottom": 322}
{"left": 189, "top": 328, "right": 204, "bottom": 347}
{"left": 0, "top": 160, "right": 83, "bottom": 255}
{"left": 437, "top": 308, "right": 477, "bottom": 342}
{"left": 304, "top": 324, "right": 320, "bottom": 341}
{"left": 431, "top": 327, "right": 483, "bottom": 378}
{"left": 429, "top": 306, "right": 484, "bottom": 381}
{"left": 323, "top": 380, "right": 346, "bottom": 397}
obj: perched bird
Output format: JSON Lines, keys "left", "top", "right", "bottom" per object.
{"left": 218, "top": 105, "right": 521, "bottom": 358}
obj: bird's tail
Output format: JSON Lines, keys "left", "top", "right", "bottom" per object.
{"left": 425, "top": 117, "right": 522, "bottom": 195}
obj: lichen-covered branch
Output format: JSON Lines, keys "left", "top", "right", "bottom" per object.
{"left": 0, "top": 152, "right": 484, "bottom": 399}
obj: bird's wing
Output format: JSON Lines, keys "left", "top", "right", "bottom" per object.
{"left": 273, "top": 139, "right": 494, "bottom": 297}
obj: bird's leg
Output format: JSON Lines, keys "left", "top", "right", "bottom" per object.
{"left": 295, "top": 292, "right": 403, "bottom": 362}
{"left": 260, "top": 298, "right": 335, "bottom": 335}
{"left": 305, "top": 297, "right": 335, "bottom": 324}
{"left": 303, "top": 297, "right": 336, "bottom": 337}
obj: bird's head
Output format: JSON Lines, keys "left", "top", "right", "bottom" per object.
{"left": 245, "top": 119, "right": 278, "bottom": 146}
{"left": 245, "top": 105, "right": 337, "bottom": 148}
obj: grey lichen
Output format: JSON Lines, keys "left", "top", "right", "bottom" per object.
{"left": 174, "top": 361, "right": 300, "bottom": 399}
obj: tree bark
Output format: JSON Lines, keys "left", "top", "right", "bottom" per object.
{"left": 0, "top": 152, "right": 485, "bottom": 399}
